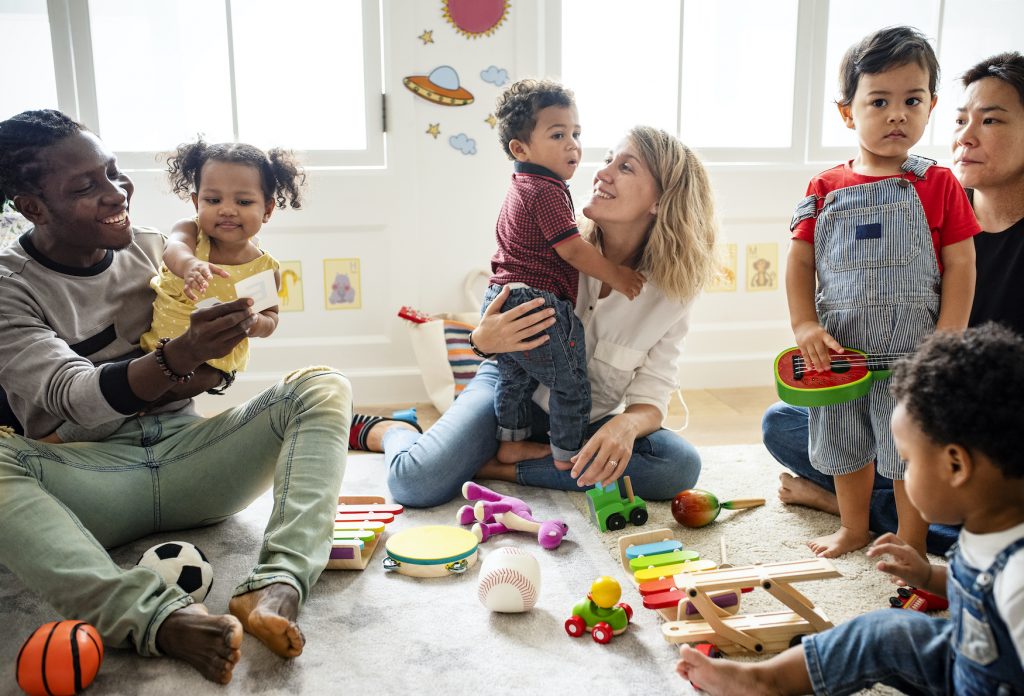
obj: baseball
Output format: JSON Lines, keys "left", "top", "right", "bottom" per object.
{"left": 477, "top": 547, "right": 541, "bottom": 613}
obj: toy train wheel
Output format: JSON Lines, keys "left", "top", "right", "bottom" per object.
{"left": 629, "top": 507, "right": 648, "bottom": 526}
{"left": 606, "top": 513, "right": 627, "bottom": 531}
{"left": 617, "top": 602, "right": 633, "bottom": 621}
{"left": 565, "top": 615, "right": 586, "bottom": 638}
{"left": 592, "top": 622, "right": 612, "bottom": 644}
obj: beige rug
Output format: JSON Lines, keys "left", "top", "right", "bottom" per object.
{"left": 0, "top": 445, "right": 932, "bottom": 695}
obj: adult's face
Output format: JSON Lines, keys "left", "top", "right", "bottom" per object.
{"left": 581, "top": 138, "right": 659, "bottom": 229}
{"left": 18, "top": 130, "right": 134, "bottom": 267}
{"left": 952, "top": 77, "right": 1024, "bottom": 192}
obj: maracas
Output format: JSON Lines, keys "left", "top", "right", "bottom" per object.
{"left": 671, "top": 489, "right": 765, "bottom": 528}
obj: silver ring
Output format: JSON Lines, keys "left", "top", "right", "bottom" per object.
{"left": 608, "top": 460, "right": 618, "bottom": 466}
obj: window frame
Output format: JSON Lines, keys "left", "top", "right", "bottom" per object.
{"left": 43, "top": 0, "right": 384, "bottom": 171}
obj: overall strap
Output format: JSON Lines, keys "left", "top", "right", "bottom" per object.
{"left": 901, "top": 154, "right": 936, "bottom": 179}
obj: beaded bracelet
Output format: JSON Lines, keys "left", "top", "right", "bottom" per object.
{"left": 468, "top": 330, "right": 495, "bottom": 359}
{"left": 154, "top": 337, "right": 195, "bottom": 384}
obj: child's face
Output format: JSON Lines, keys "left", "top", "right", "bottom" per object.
{"left": 510, "top": 105, "right": 581, "bottom": 180}
{"left": 191, "top": 160, "right": 274, "bottom": 243}
{"left": 891, "top": 402, "right": 962, "bottom": 525}
{"left": 839, "top": 61, "right": 937, "bottom": 167}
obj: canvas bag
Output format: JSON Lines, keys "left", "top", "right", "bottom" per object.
{"left": 407, "top": 270, "right": 489, "bottom": 413}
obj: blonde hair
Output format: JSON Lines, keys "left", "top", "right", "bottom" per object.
{"left": 581, "top": 126, "right": 718, "bottom": 302}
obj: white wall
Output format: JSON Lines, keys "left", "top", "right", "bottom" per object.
{"left": 121, "top": 3, "right": 844, "bottom": 411}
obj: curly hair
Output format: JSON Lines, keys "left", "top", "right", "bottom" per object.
{"left": 580, "top": 126, "right": 718, "bottom": 302}
{"left": 838, "top": 26, "right": 939, "bottom": 106}
{"left": 495, "top": 79, "right": 575, "bottom": 160}
{"left": 961, "top": 51, "right": 1024, "bottom": 106}
{"left": 166, "top": 137, "right": 305, "bottom": 210}
{"left": 0, "top": 109, "right": 86, "bottom": 204}
{"left": 889, "top": 324, "right": 1024, "bottom": 479}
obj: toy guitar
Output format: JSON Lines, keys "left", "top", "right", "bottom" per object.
{"left": 774, "top": 346, "right": 911, "bottom": 407}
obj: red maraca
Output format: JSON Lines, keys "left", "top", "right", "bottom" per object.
{"left": 671, "top": 489, "right": 765, "bottom": 528}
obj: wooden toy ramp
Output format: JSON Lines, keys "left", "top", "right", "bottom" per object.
{"left": 661, "top": 558, "right": 840, "bottom": 655}
{"left": 328, "top": 496, "right": 404, "bottom": 570}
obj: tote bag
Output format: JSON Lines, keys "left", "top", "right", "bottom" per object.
{"left": 407, "top": 271, "right": 489, "bottom": 413}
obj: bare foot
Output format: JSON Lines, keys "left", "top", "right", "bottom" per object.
{"left": 778, "top": 473, "right": 840, "bottom": 515}
{"left": 496, "top": 440, "right": 551, "bottom": 464}
{"left": 364, "top": 420, "right": 419, "bottom": 453}
{"left": 476, "top": 458, "right": 516, "bottom": 482}
{"left": 676, "top": 645, "right": 767, "bottom": 695}
{"left": 228, "top": 583, "right": 304, "bottom": 658}
{"left": 808, "top": 525, "right": 873, "bottom": 558}
{"left": 156, "top": 604, "right": 243, "bottom": 684}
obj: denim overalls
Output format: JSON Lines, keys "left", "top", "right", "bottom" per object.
{"left": 790, "top": 155, "right": 940, "bottom": 479}
{"left": 803, "top": 537, "right": 1024, "bottom": 695}
{"left": 947, "top": 538, "right": 1024, "bottom": 695}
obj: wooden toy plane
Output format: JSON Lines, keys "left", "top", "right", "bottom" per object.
{"left": 617, "top": 528, "right": 840, "bottom": 654}
{"left": 328, "top": 496, "right": 404, "bottom": 570}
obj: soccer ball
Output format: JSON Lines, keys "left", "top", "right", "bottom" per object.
{"left": 137, "top": 541, "right": 214, "bottom": 603}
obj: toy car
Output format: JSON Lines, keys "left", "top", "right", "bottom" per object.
{"left": 586, "top": 476, "right": 648, "bottom": 532}
{"left": 565, "top": 576, "right": 633, "bottom": 644}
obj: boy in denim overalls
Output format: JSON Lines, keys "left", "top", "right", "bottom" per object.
{"left": 482, "top": 79, "right": 644, "bottom": 469}
{"left": 678, "top": 324, "right": 1024, "bottom": 695}
{"left": 786, "top": 27, "right": 979, "bottom": 558}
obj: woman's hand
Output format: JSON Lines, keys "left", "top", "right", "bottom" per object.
{"left": 866, "top": 533, "right": 936, "bottom": 589}
{"left": 570, "top": 414, "right": 638, "bottom": 488}
{"left": 472, "top": 285, "right": 556, "bottom": 355}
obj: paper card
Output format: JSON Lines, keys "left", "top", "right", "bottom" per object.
{"left": 745, "top": 243, "right": 779, "bottom": 292}
{"left": 234, "top": 268, "right": 279, "bottom": 313}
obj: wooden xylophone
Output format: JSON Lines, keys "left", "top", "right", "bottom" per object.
{"left": 328, "top": 496, "right": 405, "bottom": 570}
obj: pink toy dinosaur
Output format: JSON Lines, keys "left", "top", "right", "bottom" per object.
{"left": 457, "top": 481, "right": 568, "bottom": 550}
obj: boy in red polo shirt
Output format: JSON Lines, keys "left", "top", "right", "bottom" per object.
{"left": 480, "top": 79, "right": 644, "bottom": 470}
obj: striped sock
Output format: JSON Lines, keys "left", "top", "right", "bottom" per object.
{"left": 349, "top": 414, "right": 422, "bottom": 451}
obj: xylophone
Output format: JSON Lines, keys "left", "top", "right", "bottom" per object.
{"left": 328, "top": 496, "right": 404, "bottom": 570}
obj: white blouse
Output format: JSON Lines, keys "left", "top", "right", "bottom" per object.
{"left": 534, "top": 272, "right": 693, "bottom": 422}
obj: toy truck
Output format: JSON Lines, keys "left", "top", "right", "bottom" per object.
{"left": 586, "top": 475, "right": 648, "bottom": 532}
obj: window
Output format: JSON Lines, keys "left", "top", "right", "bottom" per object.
{"left": 558, "top": 0, "right": 1024, "bottom": 164}
{"left": 0, "top": 0, "right": 59, "bottom": 118}
{"left": 9, "top": 0, "right": 384, "bottom": 169}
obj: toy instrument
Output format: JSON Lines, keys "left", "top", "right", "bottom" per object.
{"left": 671, "top": 489, "right": 765, "bottom": 528}
{"left": 329, "top": 496, "right": 404, "bottom": 570}
{"left": 774, "top": 346, "right": 910, "bottom": 407}
{"left": 383, "top": 525, "right": 479, "bottom": 577}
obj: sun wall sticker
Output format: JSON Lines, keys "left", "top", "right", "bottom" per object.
{"left": 443, "top": 0, "right": 510, "bottom": 39}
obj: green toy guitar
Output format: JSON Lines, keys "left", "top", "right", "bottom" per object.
{"left": 774, "top": 346, "right": 910, "bottom": 407}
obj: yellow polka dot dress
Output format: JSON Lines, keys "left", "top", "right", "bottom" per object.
{"left": 140, "top": 231, "right": 279, "bottom": 373}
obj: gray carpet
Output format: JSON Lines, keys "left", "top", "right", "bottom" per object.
{"left": 0, "top": 446, "right": 928, "bottom": 695}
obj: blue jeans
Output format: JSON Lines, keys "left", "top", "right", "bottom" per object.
{"left": 804, "top": 608, "right": 953, "bottom": 695}
{"left": 385, "top": 361, "right": 701, "bottom": 507}
{"left": 483, "top": 284, "right": 590, "bottom": 462}
{"left": 0, "top": 368, "right": 351, "bottom": 656}
{"left": 761, "top": 401, "right": 958, "bottom": 555}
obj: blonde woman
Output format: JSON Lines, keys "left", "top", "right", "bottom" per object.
{"left": 370, "top": 126, "right": 719, "bottom": 506}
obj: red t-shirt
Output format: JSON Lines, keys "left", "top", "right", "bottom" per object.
{"left": 490, "top": 161, "right": 581, "bottom": 304}
{"left": 792, "top": 161, "right": 980, "bottom": 272}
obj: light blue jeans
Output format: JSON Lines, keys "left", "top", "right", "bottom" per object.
{"left": 385, "top": 361, "right": 701, "bottom": 507}
{"left": 761, "top": 401, "right": 958, "bottom": 555}
{"left": 0, "top": 367, "right": 351, "bottom": 656}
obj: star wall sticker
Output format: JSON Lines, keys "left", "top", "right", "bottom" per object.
{"left": 484, "top": 113, "right": 497, "bottom": 129}
{"left": 418, "top": 29, "right": 434, "bottom": 44}
{"left": 426, "top": 123, "right": 441, "bottom": 139}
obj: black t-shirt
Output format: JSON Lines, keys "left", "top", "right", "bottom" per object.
{"left": 969, "top": 215, "right": 1024, "bottom": 336}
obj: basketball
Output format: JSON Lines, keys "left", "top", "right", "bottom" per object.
{"left": 16, "top": 620, "right": 103, "bottom": 696}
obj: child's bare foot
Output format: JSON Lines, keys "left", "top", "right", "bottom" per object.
{"left": 778, "top": 473, "right": 840, "bottom": 515}
{"left": 676, "top": 645, "right": 766, "bottom": 695}
{"left": 156, "top": 604, "right": 243, "bottom": 684}
{"left": 496, "top": 440, "right": 551, "bottom": 464}
{"left": 808, "top": 525, "right": 872, "bottom": 558}
{"left": 228, "top": 583, "right": 304, "bottom": 658}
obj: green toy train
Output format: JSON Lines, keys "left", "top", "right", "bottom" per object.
{"left": 586, "top": 475, "right": 648, "bottom": 532}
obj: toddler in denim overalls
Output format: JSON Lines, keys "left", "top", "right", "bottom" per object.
{"left": 676, "top": 325, "right": 1024, "bottom": 695}
{"left": 785, "top": 26, "right": 978, "bottom": 559}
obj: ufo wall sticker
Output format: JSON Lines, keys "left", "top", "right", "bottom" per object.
{"left": 443, "top": 0, "right": 510, "bottom": 39}
{"left": 403, "top": 65, "right": 474, "bottom": 106}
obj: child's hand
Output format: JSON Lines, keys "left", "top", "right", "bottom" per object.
{"left": 793, "top": 320, "right": 843, "bottom": 372}
{"left": 866, "top": 533, "right": 933, "bottom": 588}
{"left": 182, "top": 260, "right": 230, "bottom": 301}
{"left": 611, "top": 266, "right": 646, "bottom": 300}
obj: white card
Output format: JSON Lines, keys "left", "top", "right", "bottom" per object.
{"left": 234, "top": 269, "right": 279, "bottom": 313}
